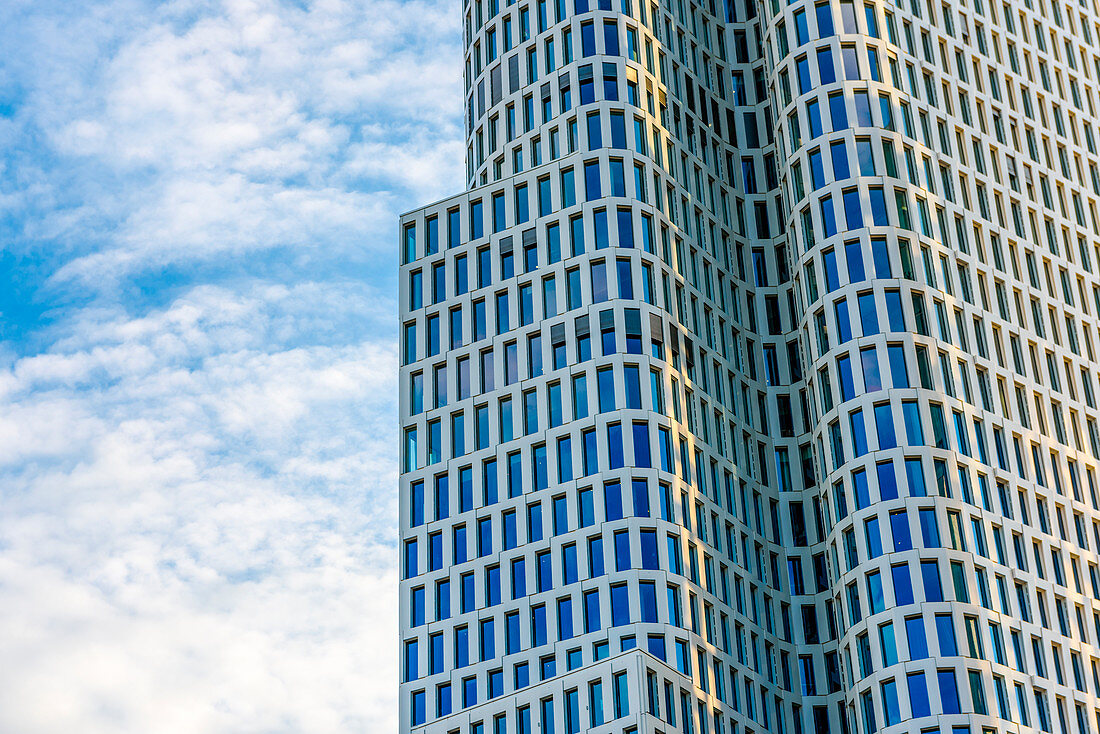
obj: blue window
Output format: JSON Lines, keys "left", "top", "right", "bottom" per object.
{"left": 452, "top": 525, "right": 468, "bottom": 566}
{"left": 604, "top": 481, "right": 623, "bottom": 520}
{"left": 411, "top": 690, "right": 425, "bottom": 726}
{"left": 434, "top": 474, "right": 449, "bottom": 520}
{"left": 561, "top": 169, "right": 576, "bottom": 206}
{"left": 463, "top": 677, "right": 477, "bottom": 707}
{"left": 429, "top": 532, "right": 443, "bottom": 570}
{"left": 533, "top": 444, "right": 548, "bottom": 489}
{"left": 633, "top": 422, "right": 651, "bottom": 467}
{"left": 822, "top": 248, "right": 840, "bottom": 292}
{"left": 875, "top": 403, "right": 896, "bottom": 448}
{"left": 584, "top": 589, "right": 601, "bottom": 632}
{"left": 882, "top": 680, "right": 900, "bottom": 726}
{"left": 616, "top": 207, "right": 632, "bottom": 246}
{"left": 937, "top": 669, "right": 961, "bottom": 714}
{"left": 921, "top": 560, "right": 943, "bottom": 601}
{"left": 614, "top": 530, "right": 631, "bottom": 570}
{"left": 485, "top": 566, "right": 499, "bottom": 606}
{"left": 809, "top": 149, "right": 826, "bottom": 188}
{"left": 829, "top": 93, "right": 847, "bottom": 129}
{"left": 404, "top": 539, "right": 419, "bottom": 579}
{"left": 602, "top": 19, "right": 618, "bottom": 55}
{"left": 877, "top": 461, "right": 897, "bottom": 500}
{"left": 609, "top": 160, "right": 626, "bottom": 197}
{"left": 613, "top": 672, "right": 629, "bottom": 716}
{"left": 528, "top": 502, "right": 543, "bottom": 542}
{"left": 858, "top": 292, "right": 875, "bottom": 336}
{"left": 827, "top": 141, "right": 848, "bottom": 184}
{"left": 411, "top": 586, "right": 425, "bottom": 626}
{"left": 578, "top": 486, "right": 593, "bottom": 526}
{"left": 611, "top": 584, "right": 630, "bottom": 626}
{"left": 640, "top": 582, "right": 658, "bottom": 622}
{"left": 584, "top": 160, "right": 601, "bottom": 200}
{"left": 586, "top": 112, "right": 602, "bottom": 149}
{"left": 867, "top": 568, "right": 884, "bottom": 611}
{"left": 404, "top": 639, "right": 419, "bottom": 681}
{"left": 589, "top": 680, "right": 604, "bottom": 727}
{"left": 820, "top": 195, "right": 837, "bottom": 237}
{"left": 887, "top": 343, "right": 908, "bottom": 387}
{"left": 430, "top": 632, "right": 444, "bottom": 674}
{"left": 410, "top": 481, "right": 425, "bottom": 527}
{"left": 506, "top": 611, "right": 521, "bottom": 654}
{"left": 850, "top": 409, "right": 867, "bottom": 455}
{"left": 854, "top": 91, "right": 872, "bottom": 125}
{"left": 480, "top": 618, "right": 495, "bottom": 661}
{"left": 935, "top": 614, "right": 957, "bottom": 656}
{"left": 607, "top": 423, "right": 624, "bottom": 468}
{"left": 478, "top": 517, "right": 493, "bottom": 556}
{"left": 461, "top": 572, "right": 475, "bottom": 612}
{"left": 515, "top": 184, "right": 529, "bottom": 224}
{"left": 610, "top": 112, "right": 626, "bottom": 148}
{"left": 835, "top": 298, "right": 852, "bottom": 342}
{"left": 907, "top": 671, "right": 931, "bottom": 717}
{"left": 843, "top": 189, "right": 863, "bottom": 229}
{"left": 905, "top": 617, "right": 927, "bottom": 658}
{"left": 795, "top": 9, "right": 809, "bottom": 44}
{"left": 817, "top": 48, "right": 836, "bottom": 83}
{"left": 808, "top": 99, "right": 823, "bottom": 137}
{"left": 581, "top": 21, "right": 596, "bottom": 56}
{"left": 890, "top": 511, "right": 911, "bottom": 551}
{"left": 892, "top": 562, "right": 914, "bottom": 605}
{"left": 844, "top": 239, "right": 864, "bottom": 281}
{"left": 459, "top": 467, "right": 473, "bottom": 511}
{"left": 588, "top": 536, "right": 604, "bottom": 577}
{"left": 455, "top": 626, "right": 469, "bottom": 667}
{"left": 553, "top": 495, "right": 568, "bottom": 534}
{"left": 563, "top": 544, "right": 578, "bottom": 583}
{"left": 889, "top": 291, "right": 914, "bottom": 333}
{"left": 532, "top": 605, "right": 547, "bottom": 645}
{"left": 861, "top": 346, "right": 881, "bottom": 391}
{"left": 918, "top": 509, "right": 939, "bottom": 546}
{"left": 541, "top": 696, "right": 555, "bottom": 734}
{"left": 640, "top": 528, "right": 658, "bottom": 570}
{"left": 869, "top": 187, "right": 888, "bottom": 225}
{"left": 489, "top": 669, "right": 503, "bottom": 699}
{"left": 512, "top": 558, "right": 527, "bottom": 598}
{"left": 583, "top": 429, "right": 598, "bottom": 475}
{"left": 593, "top": 210, "right": 609, "bottom": 250}
{"left": 797, "top": 57, "right": 812, "bottom": 92}
{"left": 632, "top": 479, "right": 650, "bottom": 517}
{"left": 902, "top": 401, "right": 924, "bottom": 444}
{"left": 492, "top": 192, "right": 506, "bottom": 232}
{"left": 617, "top": 260, "right": 635, "bottom": 299}
{"left": 837, "top": 354, "right": 855, "bottom": 400}
{"left": 557, "top": 436, "right": 573, "bottom": 482}
{"left": 865, "top": 517, "right": 882, "bottom": 558}
{"left": 816, "top": 3, "right": 834, "bottom": 35}
{"left": 403, "top": 223, "right": 416, "bottom": 263}
{"left": 854, "top": 468, "right": 870, "bottom": 508}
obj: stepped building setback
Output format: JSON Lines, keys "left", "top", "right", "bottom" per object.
{"left": 398, "top": 0, "right": 1100, "bottom": 731}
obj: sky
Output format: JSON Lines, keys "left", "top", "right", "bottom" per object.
{"left": 0, "top": 1, "right": 464, "bottom": 731}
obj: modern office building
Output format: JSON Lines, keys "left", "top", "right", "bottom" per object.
{"left": 398, "top": 0, "right": 1100, "bottom": 731}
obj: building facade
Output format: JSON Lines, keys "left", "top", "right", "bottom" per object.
{"left": 397, "top": 0, "right": 1100, "bottom": 732}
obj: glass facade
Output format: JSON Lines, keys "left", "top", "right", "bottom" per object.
{"left": 399, "top": 0, "right": 1100, "bottom": 732}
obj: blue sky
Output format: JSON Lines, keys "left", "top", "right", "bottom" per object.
{"left": 0, "top": 1, "right": 462, "bottom": 731}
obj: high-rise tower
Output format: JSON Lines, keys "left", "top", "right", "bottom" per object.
{"left": 398, "top": 0, "right": 1100, "bottom": 732}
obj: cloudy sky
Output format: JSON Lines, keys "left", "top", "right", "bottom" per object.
{"left": 0, "top": 1, "right": 463, "bottom": 731}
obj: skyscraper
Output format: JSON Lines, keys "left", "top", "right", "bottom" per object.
{"left": 398, "top": 0, "right": 1100, "bottom": 731}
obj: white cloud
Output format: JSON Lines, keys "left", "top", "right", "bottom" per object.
{"left": 6, "top": 0, "right": 466, "bottom": 285}
{"left": 0, "top": 284, "right": 402, "bottom": 734}
{"left": 0, "top": 0, "right": 463, "bottom": 731}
